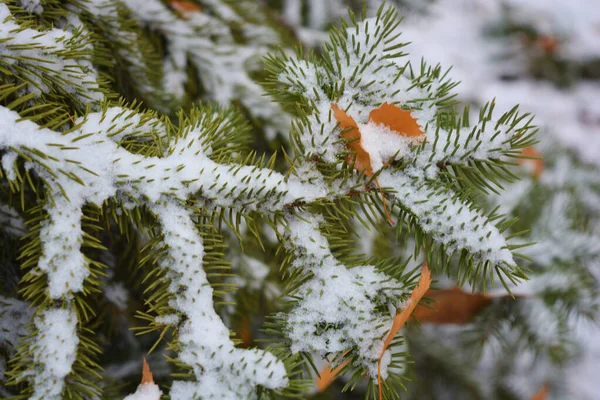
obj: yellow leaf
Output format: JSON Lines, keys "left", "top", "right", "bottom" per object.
{"left": 315, "top": 356, "right": 350, "bottom": 392}
{"left": 331, "top": 103, "right": 373, "bottom": 176}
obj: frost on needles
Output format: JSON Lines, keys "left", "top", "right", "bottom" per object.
{"left": 0, "top": 4, "right": 536, "bottom": 399}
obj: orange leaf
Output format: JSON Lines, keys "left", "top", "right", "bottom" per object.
{"left": 518, "top": 146, "right": 544, "bottom": 178}
{"left": 378, "top": 263, "right": 431, "bottom": 400}
{"left": 142, "top": 357, "right": 155, "bottom": 384}
{"left": 531, "top": 382, "right": 550, "bottom": 400}
{"left": 330, "top": 102, "right": 425, "bottom": 177}
{"left": 331, "top": 103, "right": 373, "bottom": 176}
{"left": 170, "top": 0, "right": 203, "bottom": 18}
{"left": 412, "top": 287, "right": 494, "bottom": 324}
{"left": 369, "top": 102, "right": 424, "bottom": 138}
{"left": 331, "top": 102, "right": 424, "bottom": 225}
{"left": 537, "top": 36, "right": 559, "bottom": 54}
{"left": 239, "top": 317, "right": 252, "bottom": 348}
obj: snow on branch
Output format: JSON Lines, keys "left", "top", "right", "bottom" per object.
{"left": 25, "top": 308, "right": 80, "bottom": 400}
{"left": 153, "top": 202, "right": 287, "bottom": 398}
{"left": 0, "top": 3, "right": 104, "bottom": 106}
{"left": 271, "top": 10, "right": 534, "bottom": 177}
{"left": 524, "top": 192, "right": 600, "bottom": 266}
{"left": 268, "top": 8, "right": 532, "bottom": 287}
{"left": 378, "top": 170, "right": 519, "bottom": 282}
{"left": 413, "top": 106, "right": 536, "bottom": 180}
{"left": 109, "top": 0, "right": 290, "bottom": 133}
{"left": 0, "top": 103, "right": 324, "bottom": 395}
{"left": 278, "top": 213, "right": 406, "bottom": 380}
{"left": 38, "top": 197, "right": 87, "bottom": 298}
{"left": 0, "top": 105, "right": 325, "bottom": 220}
{"left": 269, "top": 12, "right": 444, "bottom": 161}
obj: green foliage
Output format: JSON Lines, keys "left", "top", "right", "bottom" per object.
{"left": 1, "top": 1, "right": 596, "bottom": 400}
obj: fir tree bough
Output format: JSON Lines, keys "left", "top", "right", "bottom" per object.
{"left": 0, "top": 2, "right": 539, "bottom": 399}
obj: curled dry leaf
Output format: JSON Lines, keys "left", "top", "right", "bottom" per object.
{"left": 378, "top": 263, "right": 431, "bottom": 400}
{"left": 331, "top": 102, "right": 424, "bottom": 225}
{"left": 413, "top": 286, "right": 521, "bottom": 324}
{"left": 239, "top": 317, "right": 252, "bottom": 348}
{"left": 413, "top": 287, "right": 495, "bottom": 324}
{"left": 368, "top": 102, "right": 425, "bottom": 139}
{"left": 331, "top": 103, "right": 372, "bottom": 175}
{"left": 537, "top": 36, "right": 559, "bottom": 55}
{"left": 330, "top": 102, "right": 424, "bottom": 177}
{"left": 123, "top": 358, "right": 162, "bottom": 400}
{"left": 170, "top": 0, "right": 203, "bottom": 19}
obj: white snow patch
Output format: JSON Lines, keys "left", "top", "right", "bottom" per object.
{"left": 123, "top": 383, "right": 162, "bottom": 400}
{"left": 28, "top": 308, "right": 79, "bottom": 400}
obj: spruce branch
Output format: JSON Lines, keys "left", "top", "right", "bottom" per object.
{"left": 275, "top": 212, "right": 413, "bottom": 386}
{"left": 0, "top": 3, "right": 554, "bottom": 399}
{"left": 150, "top": 201, "right": 288, "bottom": 398}
{"left": 107, "top": 0, "right": 291, "bottom": 131}
{"left": 267, "top": 5, "right": 534, "bottom": 289}
{"left": 379, "top": 170, "right": 526, "bottom": 289}
{"left": 0, "top": 3, "right": 105, "bottom": 108}
{"left": 0, "top": 103, "right": 326, "bottom": 397}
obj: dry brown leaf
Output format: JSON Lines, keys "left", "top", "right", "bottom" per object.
{"left": 369, "top": 102, "right": 424, "bottom": 138}
{"left": 330, "top": 102, "right": 425, "bottom": 176}
{"left": 518, "top": 146, "right": 544, "bottom": 178}
{"left": 239, "top": 317, "right": 252, "bottom": 348}
{"left": 413, "top": 287, "right": 494, "bottom": 324}
{"left": 531, "top": 382, "right": 550, "bottom": 400}
{"left": 331, "top": 103, "right": 373, "bottom": 176}
{"left": 142, "top": 357, "right": 155, "bottom": 384}
{"left": 331, "top": 103, "right": 424, "bottom": 225}
{"left": 170, "top": 0, "right": 203, "bottom": 18}
{"left": 537, "top": 36, "right": 559, "bottom": 54}
{"left": 316, "top": 264, "right": 433, "bottom": 395}
{"left": 378, "top": 263, "right": 431, "bottom": 400}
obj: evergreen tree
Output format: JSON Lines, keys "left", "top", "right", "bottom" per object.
{"left": 271, "top": 0, "right": 600, "bottom": 398}
{"left": 0, "top": 1, "right": 597, "bottom": 400}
